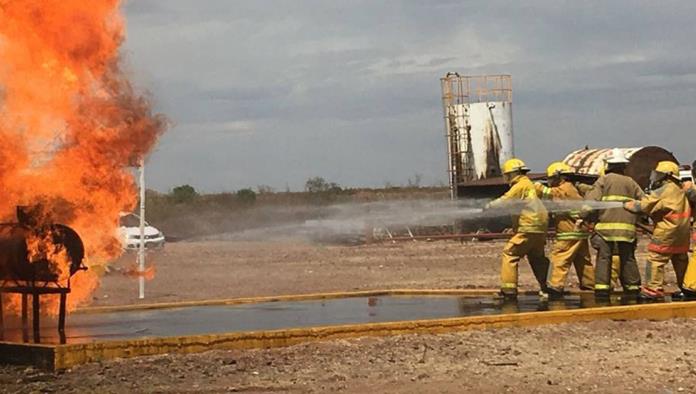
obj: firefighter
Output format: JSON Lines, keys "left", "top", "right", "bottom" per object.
{"left": 535, "top": 162, "right": 594, "bottom": 298}
{"left": 576, "top": 173, "right": 622, "bottom": 288}
{"left": 624, "top": 161, "right": 693, "bottom": 299}
{"left": 678, "top": 162, "right": 696, "bottom": 299}
{"left": 486, "top": 158, "right": 550, "bottom": 299}
{"left": 584, "top": 149, "right": 643, "bottom": 298}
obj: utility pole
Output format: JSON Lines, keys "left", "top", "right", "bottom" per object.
{"left": 138, "top": 159, "right": 146, "bottom": 299}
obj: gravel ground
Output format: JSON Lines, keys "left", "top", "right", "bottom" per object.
{"left": 2, "top": 319, "right": 695, "bottom": 393}
{"left": 0, "top": 239, "right": 690, "bottom": 393}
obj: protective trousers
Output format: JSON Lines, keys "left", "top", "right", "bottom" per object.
{"left": 501, "top": 233, "right": 550, "bottom": 296}
{"left": 590, "top": 237, "right": 623, "bottom": 289}
{"left": 547, "top": 239, "right": 594, "bottom": 291}
{"left": 611, "top": 256, "right": 621, "bottom": 288}
{"left": 643, "top": 251, "right": 689, "bottom": 292}
{"left": 678, "top": 253, "right": 696, "bottom": 293}
{"left": 591, "top": 235, "right": 641, "bottom": 295}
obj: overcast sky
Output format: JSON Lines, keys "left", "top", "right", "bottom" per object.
{"left": 123, "top": 1, "right": 696, "bottom": 193}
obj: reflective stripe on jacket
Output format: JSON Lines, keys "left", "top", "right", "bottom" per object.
{"left": 535, "top": 181, "right": 589, "bottom": 240}
{"left": 635, "top": 181, "right": 691, "bottom": 254}
{"left": 585, "top": 173, "right": 644, "bottom": 242}
{"left": 490, "top": 175, "right": 548, "bottom": 234}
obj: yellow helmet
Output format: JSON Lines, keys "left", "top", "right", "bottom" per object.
{"left": 655, "top": 161, "right": 679, "bottom": 178}
{"left": 502, "top": 158, "right": 530, "bottom": 175}
{"left": 546, "top": 162, "right": 573, "bottom": 178}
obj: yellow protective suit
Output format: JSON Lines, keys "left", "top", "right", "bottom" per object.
{"left": 535, "top": 181, "right": 594, "bottom": 291}
{"left": 632, "top": 181, "right": 691, "bottom": 294}
{"left": 489, "top": 175, "right": 549, "bottom": 296}
{"left": 682, "top": 183, "right": 696, "bottom": 293}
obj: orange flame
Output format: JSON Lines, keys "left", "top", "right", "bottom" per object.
{"left": 123, "top": 264, "right": 156, "bottom": 281}
{"left": 0, "top": 1, "right": 166, "bottom": 314}
{"left": 25, "top": 231, "right": 71, "bottom": 283}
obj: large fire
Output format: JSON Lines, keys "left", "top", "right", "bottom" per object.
{"left": 0, "top": 1, "right": 166, "bottom": 313}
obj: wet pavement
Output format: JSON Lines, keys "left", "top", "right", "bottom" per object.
{"left": 0, "top": 294, "right": 677, "bottom": 345}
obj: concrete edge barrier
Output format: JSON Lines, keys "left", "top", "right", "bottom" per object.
{"left": 2, "top": 298, "right": 693, "bottom": 370}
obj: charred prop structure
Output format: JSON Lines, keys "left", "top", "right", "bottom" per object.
{"left": 0, "top": 206, "right": 85, "bottom": 343}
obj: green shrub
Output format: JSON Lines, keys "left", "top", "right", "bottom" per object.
{"left": 305, "top": 176, "right": 342, "bottom": 193}
{"left": 170, "top": 184, "right": 198, "bottom": 203}
{"left": 236, "top": 188, "right": 257, "bottom": 205}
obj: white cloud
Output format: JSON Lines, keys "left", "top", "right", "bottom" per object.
{"left": 124, "top": 1, "right": 696, "bottom": 192}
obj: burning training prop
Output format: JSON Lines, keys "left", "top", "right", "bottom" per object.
{"left": 0, "top": 0, "right": 166, "bottom": 318}
{"left": 0, "top": 206, "right": 86, "bottom": 343}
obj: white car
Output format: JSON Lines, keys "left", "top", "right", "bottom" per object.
{"left": 118, "top": 212, "right": 165, "bottom": 250}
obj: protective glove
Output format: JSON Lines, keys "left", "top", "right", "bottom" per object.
{"left": 579, "top": 204, "right": 593, "bottom": 216}
{"left": 574, "top": 219, "right": 585, "bottom": 231}
{"left": 623, "top": 200, "right": 638, "bottom": 213}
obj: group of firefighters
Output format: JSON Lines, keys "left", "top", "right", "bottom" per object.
{"left": 486, "top": 149, "right": 696, "bottom": 301}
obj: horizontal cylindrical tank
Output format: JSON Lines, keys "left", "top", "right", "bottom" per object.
{"left": 562, "top": 146, "right": 678, "bottom": 189}
{"left": 0, "top": 223, "right": 84, "bottom": 283}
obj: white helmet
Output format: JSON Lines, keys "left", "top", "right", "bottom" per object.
{"left": 605, "top": 148, "right": 630, "bottom": 164}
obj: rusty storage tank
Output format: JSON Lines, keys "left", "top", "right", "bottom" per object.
{"left": 441, "top": 74, "right": 514, "bottom": 199}
{"left": 562, "top": 146, "right": 678, "bottom": 189}
{"left": 0, "top": 206, "right": 85, "bottom": 283}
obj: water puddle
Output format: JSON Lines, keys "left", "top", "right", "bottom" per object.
{"left": 0, "top": 294, "right": 678, "bottom": 345}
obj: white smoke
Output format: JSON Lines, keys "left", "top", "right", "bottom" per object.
{"left": 196, "top": 198, "right": 624, "bottom": 242}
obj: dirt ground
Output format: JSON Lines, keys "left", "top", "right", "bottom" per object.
{"left": 91, "top": 239, "right": 664, "bottom": 307}
{"left": 93, "top": 240, "right": 514, "bottom": 306}
{"left": 1, "top": 238, "right": 692, "bottom": 393}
